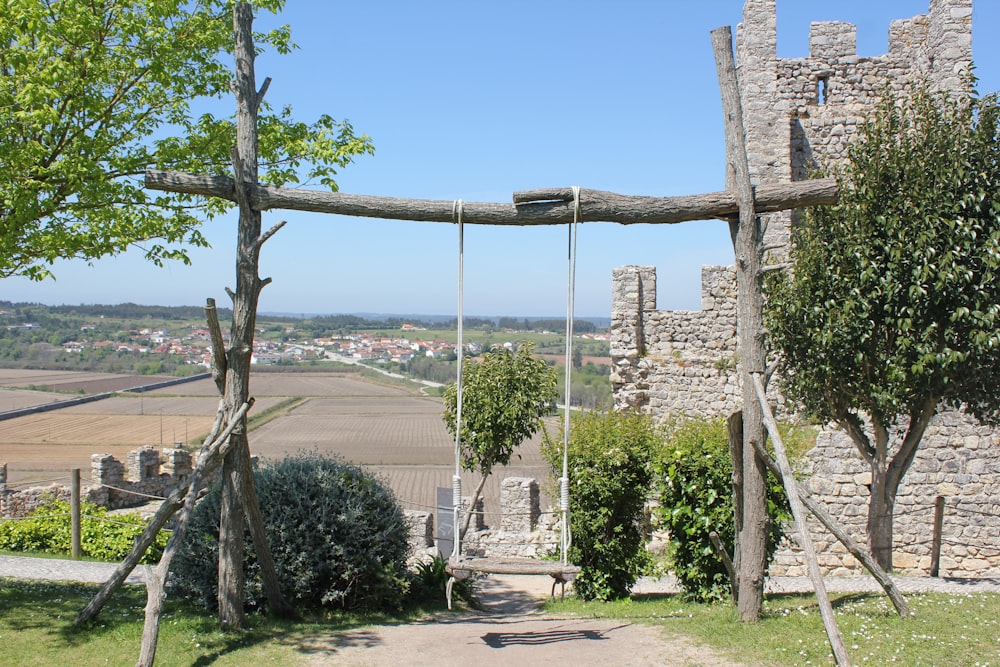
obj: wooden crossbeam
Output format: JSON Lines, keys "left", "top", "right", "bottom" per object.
{"left": 146, "top": 169, "right": 836, "bottom": 226}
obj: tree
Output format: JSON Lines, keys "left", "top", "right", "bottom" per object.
{"left": 443, "top": 342, "right": 558, "bottom": 540}
{"left": 765, "top": 85, "right": 1000, "bottom": 570}
{"left": 0, "top": 0, "right": 372, "bottom": 281}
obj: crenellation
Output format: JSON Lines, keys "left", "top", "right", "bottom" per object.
{"left": 3, "top": 446, "right": 197, "bottom": 518}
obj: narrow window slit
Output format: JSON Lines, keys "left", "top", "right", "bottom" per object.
{"left": 817, "top": 76, "right": 829, "bottom": 105}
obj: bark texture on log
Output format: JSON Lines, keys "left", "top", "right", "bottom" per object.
{"left": 727, "top": 410, "right": 744, "bottom": 603}
{"left": 217, "top": 1, "right": 290, "bottom": 630}
{"left": 146, "top": 169, "right": 836, "bottom": 226}
{"left": 752, "top": 374, "right": 851, "bottom": 666}
{"left": 712, "top": 25, "right": 769, "bottom": 623}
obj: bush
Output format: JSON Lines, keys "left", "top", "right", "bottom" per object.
{"left": 543, "top": 410, "right": 658, "bottom": 601}
{"left": 0, "top": 498, "right": 167, "bottom": 563}
{"left": 171, "top": 452, "right": 410, "bottom": 613}
{"left": 405, "top": 554, "right": 478, "bottom": 608}
{"left": 654, "top": 416, "right": 790, "bottom": 603}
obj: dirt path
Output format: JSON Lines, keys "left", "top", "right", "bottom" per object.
{"left": 300, "top": 575, "right": 752, "bottom": 667}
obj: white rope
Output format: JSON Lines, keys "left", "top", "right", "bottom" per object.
{"left": 452, "top": 199, "right": 464, "bottom": 559}
{"left": 560, "top": 185, "right": 581, "bottom": 564}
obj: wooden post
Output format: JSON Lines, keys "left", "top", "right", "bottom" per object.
{"left": 930, "top": 495, "right": 945, "bottom": 577}
{"left": 71, "top": 468, "right": 81, "bottom": 560}
{"left": 753, "top": 374, "right": 850, "bottom": 666}
{"left": 712, "top": 24, "right": 770, "bottom": 624}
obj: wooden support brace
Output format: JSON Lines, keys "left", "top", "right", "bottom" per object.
{"left": 751, "top": 373, "right": 851, "bottom": 666}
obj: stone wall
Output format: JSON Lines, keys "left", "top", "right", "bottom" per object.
{"left": 611, "top": 0, "right": 996, "bottom": 577}
{"left": 1, "top": 446, "right": 193, "bottom": 517}
{"left": 772, "top": 412, "right": 1000, "bottom": 577}
{"left": 612, "top": 265, "right": 741, "bottom": 418}
{"left": 450, "top": 477, "right": 562, "bottom": 560}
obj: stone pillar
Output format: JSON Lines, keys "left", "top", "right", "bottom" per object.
{"left": 162, "top": 448, "right": 193, "bottom": 481}
{"left": 92, "top": 453, "right": 125, "bottom": 487}
{"left": 611, "top": 265, "right": 656, "bottom": 358}
{"left": 809, "top": 22, "right": 857, "bottom": 63}
{"left": 403, "top": 509, "right": 434, "bottom": 550}
{"left": 500, "top": 477, "right": 539, "bottom": 532}
{"left": 128, "top": 446, "right": 160, "bottom": 481}
{"left": 460, "top": 496, "right": 485, "bottom": 532}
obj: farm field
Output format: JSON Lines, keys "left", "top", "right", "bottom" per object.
{"left": 0, "top": 370, "right": 561, "bottom": 519}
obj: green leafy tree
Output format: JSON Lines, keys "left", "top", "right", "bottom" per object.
{"left": 765, "top": 86, "right": 1000, "bottom": 570}
{"left": 443, "top": 342, "right": 558, "bottom": 539}
{"left": 0, "top": 0, "right": 373, "bottom": 281}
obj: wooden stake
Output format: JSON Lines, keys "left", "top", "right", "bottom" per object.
{"left": 711, "top": 24, "right": 770, "bottom": 623}
{"left": 930, "top": 495, "right": 945, "bottom": 577}
{"left": 752, "top": 373, "right": 851, "bottom": 666}
{"left": 709, "top": 530, "right": 738, "bottom": 605}
{"left": 750, "top": 438, "right": 910, "bottom": 617}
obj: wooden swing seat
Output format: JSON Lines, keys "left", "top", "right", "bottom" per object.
{"left": 445, "top": 556, "right": 580, "bottom": 609}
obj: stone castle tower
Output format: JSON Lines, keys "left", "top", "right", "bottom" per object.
{"left": 612, "top": 0, "right": 972, "bottom": 418}
{"left": 611, "top": 0, "right": 1000, "bottom": 577}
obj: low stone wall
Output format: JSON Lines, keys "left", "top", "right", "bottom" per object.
{"left": 1, "top": 446, "right": 193, "bottom": 517}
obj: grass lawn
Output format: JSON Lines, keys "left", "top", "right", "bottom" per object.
{"left": 5, "top": 574, "right": 999, "bottom": 665}
{"left": 545, "top": 590, "right": 1000, "bottom": 666}
{"left": 0, "top": 578, "right": 420, "bottom": 666}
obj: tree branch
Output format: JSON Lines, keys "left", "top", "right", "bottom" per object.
{"left": 887, "top": 396, "right": 939, "bottom": 494}
{"left": 837, "top": 412, "right": 876, "bottom": 466}
{"left": 255, "top": 219, "right": 286, "bottom": 251}
{"left": 205, "top": 298, "right": 228, "bottom": 395}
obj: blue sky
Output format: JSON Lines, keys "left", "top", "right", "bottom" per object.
{"left": 5, "top": 1, "right": 999, "bottom": 318}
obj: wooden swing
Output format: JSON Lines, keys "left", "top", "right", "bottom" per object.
{"left": 444, "top": 192, "right": 582, "bottom": 609}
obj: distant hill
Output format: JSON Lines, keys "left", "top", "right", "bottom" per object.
{"left": 0, "top": 301, "right": 610, "bottom": 330}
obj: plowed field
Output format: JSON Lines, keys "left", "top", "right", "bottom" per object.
{"left": 0, "top": 370, "right": 560, "bottom": 518}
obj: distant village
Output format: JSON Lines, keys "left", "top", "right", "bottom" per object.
{"left": 1, "top": 312, "right": 610, "bottom": 368}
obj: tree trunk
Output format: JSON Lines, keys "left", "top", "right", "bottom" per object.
{"left": 458, "top": 473, "right": 489, "bottom": 542}
{"left": 712, "top": 25, "right": 769, "bottom": 622}
{"left": 867, "top": 461, "right": 895, "bottom": 571}
{"left": 217, "top": 437, "right": 249, "bottom": 628}
{"left": 217, "top": 2, "right": 291, "bottom": 629}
